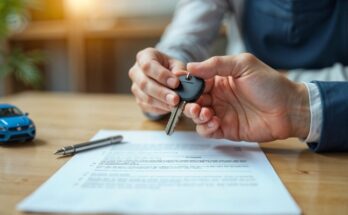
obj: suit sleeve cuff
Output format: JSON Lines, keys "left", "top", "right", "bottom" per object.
{"left": 303, "top": 82, "right": 323, "bottom": 143}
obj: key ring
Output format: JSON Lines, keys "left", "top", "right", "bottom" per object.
{"left": 186, "top": 72, "right": 191, "bottom": 80}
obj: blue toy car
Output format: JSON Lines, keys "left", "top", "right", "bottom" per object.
{"left": 0, "top": 104, "right": 36, "bottom": 143}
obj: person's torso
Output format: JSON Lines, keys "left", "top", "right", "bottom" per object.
{"left": 229, "top": 0, "right": 348, "bottom": 70}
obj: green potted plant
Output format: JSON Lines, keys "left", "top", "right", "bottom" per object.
{"left": 0, "top": 0, "right": 43, "bottom": 93}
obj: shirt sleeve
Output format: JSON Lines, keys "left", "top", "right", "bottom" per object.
{"left": 307, "top": 81, "right": 348, "bottom": 152}
{"left": 287, "top": 63, "right": 348, "bottom": 144}
{"left": 303, "top": 83, "right": 323, "bottom": 143}
{"left": 156, "top": 0, "right": 229, "bottom": 63}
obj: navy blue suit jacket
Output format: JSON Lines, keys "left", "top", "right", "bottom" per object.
{"left": 308, "top": 82, "right": 348, "bottom": 152}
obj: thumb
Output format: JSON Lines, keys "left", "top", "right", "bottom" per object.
{"left": 187, "top": 54, "right": 255, "bottom": 79}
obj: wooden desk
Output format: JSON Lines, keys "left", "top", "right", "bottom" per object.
{"left": 0, "top": 92, "right": 347, "bottom": 215}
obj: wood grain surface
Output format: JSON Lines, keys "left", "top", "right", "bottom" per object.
{"left": 0, "top": 92, "right": 347, "bottom": 215}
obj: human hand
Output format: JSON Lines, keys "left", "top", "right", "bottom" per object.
{"left": 184, "top": 54, "right": 310, "bottom": 142}
{"left": 129, "top": 48, "right": 186, "bottom": 115}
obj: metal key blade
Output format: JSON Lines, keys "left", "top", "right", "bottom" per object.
{"left": 165, "top": 101, "right": 186, "bottom": 135}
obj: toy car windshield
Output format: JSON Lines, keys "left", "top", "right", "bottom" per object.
{"left": 0, "top": 107, "right": 24, "bottom": 117}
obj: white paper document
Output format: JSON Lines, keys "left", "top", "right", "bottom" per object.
{"left": 18, "top": 130, "right": 300, "bottom": 214}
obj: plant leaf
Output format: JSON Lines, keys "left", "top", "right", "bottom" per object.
{"left": 8, "top": 47, "right": 43, "bottom": 88}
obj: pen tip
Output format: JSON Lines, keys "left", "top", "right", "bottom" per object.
{"left": 54, "top": 149, "right": 64, "bottom": 155}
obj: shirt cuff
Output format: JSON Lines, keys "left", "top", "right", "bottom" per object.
{"left": 303, "top": 82, "right": 323, "bottom": 143}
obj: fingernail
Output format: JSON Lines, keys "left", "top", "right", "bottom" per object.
{"left": 200, "top": 115, "right": 205, "bottom": 121}
{"left": 190, "top": 107, "right": 195, "bottom": 115}
{"left": 208, "top": 121, "right": 215, "bottom": 128}
{"left": 166, "top": 94, "right": 175, "bottom": 105}
{"left": 167, "top": 77, "right": 178, "bottom": 88}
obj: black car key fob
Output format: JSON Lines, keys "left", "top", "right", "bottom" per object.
{"left": 165, "top": 74, "right": 205, "bottom": 135}
{"left": 176, "top": 75, "right": 205, "bottom": 102}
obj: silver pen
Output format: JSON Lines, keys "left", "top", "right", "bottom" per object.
{"left": 54, "top": 135, "right": 123, "bottom": 156}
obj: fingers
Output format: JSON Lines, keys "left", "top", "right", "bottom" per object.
{"left": 135, "top": 99, "right": 170, "bottom": 115}
{"left": 183, "top": 103, "right": 223, "bottom": 139}
{"left": 131, "top": 84, "right": 172, "bottom": 111}
{"left": 196, "top": 94, "right": 213, "bottom": 107}
{"left": 196, "top": 116, "right": 223, "bottom": 138}
{"left": 172, "top": 70, "right": 188, "bottom": 76}
{"left": 130, "top": 48, "right": 188, "bottom": 115}
{"left": 187, "top": 53, "right": 259, "bottom": 79}
{"left": 203, "top": 78, "right": 214, "bottom": 93}
{"left": 183, "top": 103, "right": 214, "bottom": 125}
{"left": 129, "top": 64, "right": 180, "bottom": 107}
{"left": 136, "top": 49, "right": 180, "bottom": 89}
{"left": 169, "top": 58, "right": 186, "bottom": 72}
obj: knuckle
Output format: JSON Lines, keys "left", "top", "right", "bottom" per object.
{"left": 138, "top": 79, "right": 148, "bottom": 91}
{"left": 157, "top": 70, "right": 168, "bottom": 82}
{"left": 144, "top": 47, "right": 155, "bottom": 52}
{"left": 136, "top": 50, "right": 143, "bottom": 62}
{"left": 136, "top": 47, "right": 155, "bottom": 61}
{"left": 140, "top": 61, "right": 152, "bottom": 72}
{"left": 130, "top": 84, "right": 137, "bottom": 94}
{"left": 210, "top": 56, "right": 222, "bottom": 66}
{"left": 144, "top": 95, "right": 153, "bottom": 104}
{"left": 238, "top": 53, "right": 257, "bottom": 64}
{"left": 128, "top": 66, "right": 135, "bottom": 79}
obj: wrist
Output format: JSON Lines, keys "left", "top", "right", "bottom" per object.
{"left": 288, "top": 83, "right": 311, "bottom": 139}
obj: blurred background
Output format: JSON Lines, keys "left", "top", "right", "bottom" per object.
{"left": 0, "top": 0, "right": 226, "bottom": 96}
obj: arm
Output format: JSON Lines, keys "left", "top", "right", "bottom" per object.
{"left": 181, "top": 53, "right": 348, "bottom": 152}
{"left": 156, "top": 0, "right": 229, "bottom": 63}
{"left": 129, "top": 0, "right": 229, "bottom": 119}
{"left": 287, "top": 64, "right": 348, "bottom": 152}
{"left": 183, "top": 54, "right": 311, "bottom": 142}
